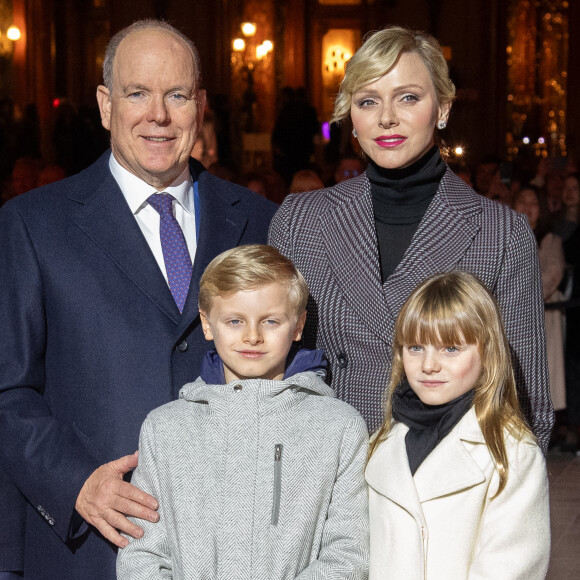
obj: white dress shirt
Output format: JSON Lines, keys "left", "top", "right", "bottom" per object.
{"left": 109, "top": 154, "right": 197, "bottom": 285}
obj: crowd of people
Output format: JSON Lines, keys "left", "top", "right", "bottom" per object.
{"left": 0, "top": 18, "right": 561, "bottom": 580}
{"left": 0, "top": 98, "right": 110, "bottom": 206}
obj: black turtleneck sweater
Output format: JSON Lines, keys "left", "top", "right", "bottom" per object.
{"left": 367, "top": 146, "right": 447, "bottom": 282}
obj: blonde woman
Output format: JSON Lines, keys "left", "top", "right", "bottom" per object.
{"left": 269, "top": 26, "right": 553, "bottom": 453}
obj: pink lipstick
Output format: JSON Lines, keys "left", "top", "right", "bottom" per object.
{"left": 375, "top": 135, "right": 406, "bottom": 148}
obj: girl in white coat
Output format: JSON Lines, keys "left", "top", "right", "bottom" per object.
{"left": 366, "top": 271, "right": 550, "bottom": 579}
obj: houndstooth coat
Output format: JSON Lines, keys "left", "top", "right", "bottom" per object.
{"left": 269, "top": 168, "right": 554, "bottom": 453}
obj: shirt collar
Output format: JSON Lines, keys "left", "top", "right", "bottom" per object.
{"left": 109, "top": 153, "right": 194, "bottom": 215}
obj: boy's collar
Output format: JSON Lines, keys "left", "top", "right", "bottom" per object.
{"left": 199, "top": 349, "right": 226, "bottom": 384}
{"left": 284, "top": 345, "right": 327, "bottom": 377}
{"left": 199, "top": 347, "right": 327, "bottom": 385}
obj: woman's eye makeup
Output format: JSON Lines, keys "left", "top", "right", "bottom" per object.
{"left": 355, "top": 97, "right": 376, "bottom": 107}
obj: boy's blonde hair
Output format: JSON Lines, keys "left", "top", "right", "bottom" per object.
{"left": 332, "top": 26, "right": 456, "bottom": 124}
{"left": 369, "top": 271, "right": 533, "bottom": 496}
{"left": 199, "top": 244, "right": 309, "bottom": 316}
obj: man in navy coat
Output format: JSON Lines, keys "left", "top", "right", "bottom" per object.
{"left": 0, "top": 20, "right": 276, "bottom": 579}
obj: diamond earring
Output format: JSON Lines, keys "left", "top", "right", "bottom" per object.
{"left": 437, "top": 120, "right": 447, "bottom": 130}
{"left": 352, "top": 128, "right": 358, "bottom": 138}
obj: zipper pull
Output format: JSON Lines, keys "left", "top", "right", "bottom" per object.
{"left": 274, "top": 443, "right": 282, "bottom": 461}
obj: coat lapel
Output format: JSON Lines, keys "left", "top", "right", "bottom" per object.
{"left": 413, "top": 409, "right": 487, "bottom": 502}
{"left": 177, "top": 164, "right": 249, "bottom": 334}
{"left": 69, "top": 157, "right": 252, "bottom": 334}
{"left": 320, "top": 170, "right": 483, "bottom": 345}
{"left": 69, "top": 160, "right": 181, "bottom": 325}
{"left": 381, "top": 169, "right": 483, "bottom": 339}
{"left": 321, "top": 175, "right": 392, "bottom": 344}
{"left": 367, "top": 409, "right": 487, "bottom": 509}
{"left": 366, "top": 423, "right": 424, "bottom": 520}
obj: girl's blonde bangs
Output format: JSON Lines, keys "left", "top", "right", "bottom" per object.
{"left": 397, "top": 299, "right": 480, "bottom": 348}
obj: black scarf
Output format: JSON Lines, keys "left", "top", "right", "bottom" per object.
{"left": 392, "top": 381, "right": 474, "bottom": 475}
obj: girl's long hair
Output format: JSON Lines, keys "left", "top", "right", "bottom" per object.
{"left": 369, "top": 271, "right": 534, "bottom": 496}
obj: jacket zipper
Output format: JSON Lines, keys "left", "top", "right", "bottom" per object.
{"left": 271, "top": 443, "right": 283, "bottom": 525}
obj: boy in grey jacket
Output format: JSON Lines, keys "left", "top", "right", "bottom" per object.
{"left": 117, "top": 244, "right": 369, "bottom": 579}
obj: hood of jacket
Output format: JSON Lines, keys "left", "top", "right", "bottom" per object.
{"left": 179, "top": 347, "right": 333, "bottom": 403}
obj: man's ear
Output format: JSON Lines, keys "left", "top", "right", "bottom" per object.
{"left": 199, "top": 311, "right": 214, "bottom": 341}
{"left": 96, "top": 85, "right": 112, "bottom": 131}
{"left": 293, "top": 311, "right": 307, "bottom": 342}
{"left": 196, "top": 89, "right": 207, "bottom": 130}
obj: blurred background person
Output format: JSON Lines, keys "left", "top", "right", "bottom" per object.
{"left": 332, "top": 155, "right": 366, "bottom": 185}
{"left": 237, "top": 171, "right": 269, "bottom": 198}
{"left": 288, "top": 169, "right": 324, "bottom": 194}
{"left": 561, "top": 222, "right": 580, "bottom": 454}
{"left": 191, "top": 109, "right": 218, "bottom": 169}
{"left": 272, "top": 87, "right": 319, "bottom": 185}
{"left": 1, "top": 157, "right": 42, "bottom": 204}
{"left": 512, "top": 185, "right": 566, "bottom": 431}
{"left": 37, "top": 164, "right": 67, "bottom": 187}
{"left": 553, "top": 172, "right": 580, "bottom": 242}
{"left": 446, "top": 158, "right": 473, "bottom": 187}
{"left": 473, "top": 154, "right": 500, "bottom": 197}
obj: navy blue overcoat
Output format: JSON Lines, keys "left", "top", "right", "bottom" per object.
{"left": 0, "top": 152, "right": 277, "bottom": 578}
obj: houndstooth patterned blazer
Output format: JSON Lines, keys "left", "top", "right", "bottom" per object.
{"left": 269, "top": 168, "right": 554, "bottom": 453}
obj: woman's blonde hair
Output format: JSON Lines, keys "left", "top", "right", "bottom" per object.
{"left": 199, "top": 244, "right": 309, "bottom": 316}
{"left": 369, "top": 271, "right": 533, "bottom": 496}
{"left": 332, "top": 26, "right": 456, "bottom": 124}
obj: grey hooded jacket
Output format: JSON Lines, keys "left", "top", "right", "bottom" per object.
{"left": 117, "top": 371, "right": 369, "bottom": 579}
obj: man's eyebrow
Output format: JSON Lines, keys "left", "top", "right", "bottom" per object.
{"left": 165, "top": 85, "right": 196, "bottom": 94}
{"left": 121, "top": 83, "right": 148, "bottom": 93}
{"left": 118, "top": 83, "right": 196, "bottom": 98}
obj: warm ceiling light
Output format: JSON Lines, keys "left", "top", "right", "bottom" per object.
{"left": 241, "top": 22, "right": 256, "bottom": 37}
{"left": 233, "top": 38, "right": 245, "bottom": 51}
{"left": 7, "top": 26, "right": 21, "bottom": 41}
{"left": 262, "top": 40, "right": 273, "bottom": 53}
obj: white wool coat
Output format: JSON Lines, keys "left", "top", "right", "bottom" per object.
{"left": 117, "top": 371, "right": 369, "bottom": 579}
{"left": 365, "top": 408, "right": 550, "bottom": 579}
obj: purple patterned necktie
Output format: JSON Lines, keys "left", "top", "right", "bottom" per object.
{"left": 148, "top": 193, "right": 192, "bottom": 313}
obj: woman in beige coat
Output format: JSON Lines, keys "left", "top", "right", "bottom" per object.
{"left": 366, "top": 272, "right": 550, "bottom": 579}
{"left": 513, "top": 186, "right": 566, "bottom": 412}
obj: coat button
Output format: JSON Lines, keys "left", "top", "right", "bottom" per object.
{"left": 177, "top": 340, "right": 188, "bottom": 352}
{"left": 233, "top": 384, "right": 243, "bottom": 392}
{"left": 336, "top": 352, "right": 348, "bottom": 369}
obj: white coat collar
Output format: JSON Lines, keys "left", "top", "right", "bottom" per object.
{"left": 366, "top": 408, "right": 487, "bottom": 508}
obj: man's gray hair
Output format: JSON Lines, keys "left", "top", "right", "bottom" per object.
{"left": 102, "top": 19, "right": 202, "bottom": 92}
